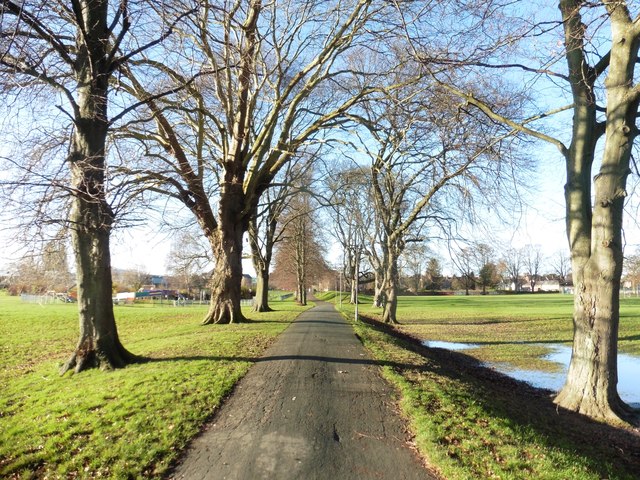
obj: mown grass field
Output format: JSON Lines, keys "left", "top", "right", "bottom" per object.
{"left": 320, "top": 291, "right": 640, "bottom": 480}
{"left": 336, "top": 293, "right": 640, "bottom": 370}
{"left": 0, "top": 293, "right": 311, "bottom": 479}
{"left": 4, "top": 291, "right": 640, "bottom": 479}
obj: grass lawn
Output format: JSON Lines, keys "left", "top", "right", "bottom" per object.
{"left": 333, "top": 293, "right": 640, "bottom": 370}
{"left": 319, "top": 291, "right": 640, "bottom": 480}
{"left": 0, "top": 293, "right": 310, "bottom": 479}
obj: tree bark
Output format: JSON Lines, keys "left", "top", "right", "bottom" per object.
{"left": 556, "top": 266, "right": 629, "bottom": 422}
{"left": 202, "top": 183, "right": 247, "bottom": 324}
{"left": 554, "top": 0, "right": 639, "bottom": 423}
{"left": 60, "top": 0, "right": 136, "bottom": 374}
{"left": 370, "top": 255, "right": 386, "bottom": 308}
{"left": 60, "top": 141, "right": 137, "bottom": 374}
{"left": 372, "top": 282, "right": 385, "bottom": 308}
{"left": 295, "top": 217, "right": 307, "bottom": 306}
{"left": 249, "top": 208, "right": 274, "bottom": 312}
{"left": 382, "top": 250, "right": 399, "bottom": 324}
{"left": 253, "top": 267, "right": 272, "bottom": 312}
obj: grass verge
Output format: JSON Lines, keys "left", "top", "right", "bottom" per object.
{"left": 350, "top": 317, "right": 640, "bottom": 480}
{"left": 0, "top": 293, "right": 309, "bottom": 479}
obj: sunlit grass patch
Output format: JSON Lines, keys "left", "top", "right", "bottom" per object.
{"left": 0, "top": 293, "right": 309, "bottom": 478}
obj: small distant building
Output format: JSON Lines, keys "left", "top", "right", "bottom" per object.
{"left": 241, "top": 274, "right": 254, "bottom": 289}
{"left": 150, "top": 275, "right": 167, "bottom": 288}
{"left": 536, "top": 280, "right": 560, "bottom": 292}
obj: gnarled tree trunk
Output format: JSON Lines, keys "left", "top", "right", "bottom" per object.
{"left": 202, "top": 183, "right": 248, "bottom": 324}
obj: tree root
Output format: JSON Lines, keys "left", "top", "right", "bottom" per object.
{"left": 201, "top": 302, "right": 248, "bottom": 325}
{"left": 252, "top": 304, "right": 273, "bottom": 313}
{"left": 554, "top": 389, "right": 639, "bottom": 427}
{"left": 60, "top": 343, "right": 140, "bottom": 375}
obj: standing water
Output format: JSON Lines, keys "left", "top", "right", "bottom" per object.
{"left": 422, "top": 340, "right": 640, "bottom": 408}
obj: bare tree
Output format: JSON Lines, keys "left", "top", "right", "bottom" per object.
{"left": 623, "top": 250, "right": 640, "bottom": 295}
{"left": 166, "top": 226, "right": 212, "bottom": 296}
{"left": 115, "top": 0, "right": 389, "bottom": 324}
{"left": 271, "top": 192, "right": 327, "bottom": 305}
{"left": 248, "top": 156, "right": 315, "bottom": 311}
{"left": 402, "top": 243, "right": 428, "bottom": 293}
{"left": 325, "top": 165, "right": 372, "bottom": 305}
{"left": 0, "top": 1, "right": 191, "bottom": 372}
{"left": 452, "top": 246, "right": 476, "bottom": 296}
{"left": 351, "top": 73, "right": 521, "bottom": 322}
{"left": 524, "top": 244, "right": 544, "bottom": 292}
{"left": 551, "top": 249, "right": 571, "bottom": 285}
{"left": 413, "top": 0, "right": 640, "bottom": 423}
{"left": 503, "top": 247, "right": 523, "bottom": 292}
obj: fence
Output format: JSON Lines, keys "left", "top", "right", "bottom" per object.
{"left": 20, "top": 294, "right": 71, "bottom": 305}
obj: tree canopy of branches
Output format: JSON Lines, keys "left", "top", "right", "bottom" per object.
{"left": 347, "top": 69, "right": 522, "bottom": 322}
{"left": 114, "top": 0, "right": 391, "bottom": 324}
{"left": 325, "top": 165, "right": 372, "bottom": 305}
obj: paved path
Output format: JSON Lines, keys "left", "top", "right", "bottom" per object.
{"left": 169, "top": 301, "right": 436, "bottom": 480}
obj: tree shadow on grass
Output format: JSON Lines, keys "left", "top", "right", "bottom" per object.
{"left": 361, "top": 317, "right": 640, "bottom": 479}
{"left": 140, "top": 352, "right": 427, "bottom": 371}
{"left": 620, "top": 334, "right": 640, "bottom": 342}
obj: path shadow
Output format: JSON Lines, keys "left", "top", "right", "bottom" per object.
{"left": 294, "top": 319, "right": 349, "bottom": 326}
{"left": 140, "top": 352, "right": 437, "bottom": 373}
{"left": 620, "top": 334, "right": 640, "bottom": 342}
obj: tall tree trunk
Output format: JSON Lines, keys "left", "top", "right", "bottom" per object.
{"left": 372, "top": 281, "right": 385, "bottom": 308}
{"left": 202, "top": 183, "right": 247, "bottom": 324}
{"left": 382, "top": 252, "right": 399, "bottom": 324}
{"left": 61, "top": 0, "right": 135, "bottom": 374}
{"left": 63, "top": 184, "right": 135, "bottom": 373}
{"left": 350, "top": 278, "right": 358, "bottom": 305}
{"left": 248, "top": 208, "right": 275, "bottom": 312}
{"left": 554, "top": 0, "right": 638, "bottom": 423}
{"left": 253, "top": 267, "right": 271, "bottom": 312}
{"left": 371, "top": 260, "right": 386, "bottom": 308}
{"left": 557, "top": 261, "right": 628, "bottom": 422}
{"left": 295, "top": 219, "right": 307, "bottom": 306}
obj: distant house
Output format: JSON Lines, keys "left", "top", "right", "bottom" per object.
{"left": 150, "top": 275, "right": 167, "bottom": 288}
{"left": 241, "top": 274, "right": 254, "bottom": 290}
{"left": 536, "top": 280, "right": 560, "bottom": 292}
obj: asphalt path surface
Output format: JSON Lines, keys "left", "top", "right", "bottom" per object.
{"left": 169, "top": 301, "right": 436, "bottom": 480}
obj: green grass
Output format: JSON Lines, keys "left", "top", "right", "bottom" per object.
{"left": 330, "top": 293, "right": 640, "bottom": 370}
{"left": 351, "top": 320, "right": 638, "bottom": 480}
{"left": 0, "top": 293, "right": 309, "bottom": 479}
{"left": 324, "top": 292, "right": 640, "bottom": 479}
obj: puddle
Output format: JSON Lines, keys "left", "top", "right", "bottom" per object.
{"left": 422, "top": 340, "right": 640, "bottom": 407}
{"left": 422, "top": 340, "right": 480, "bottom": 351}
